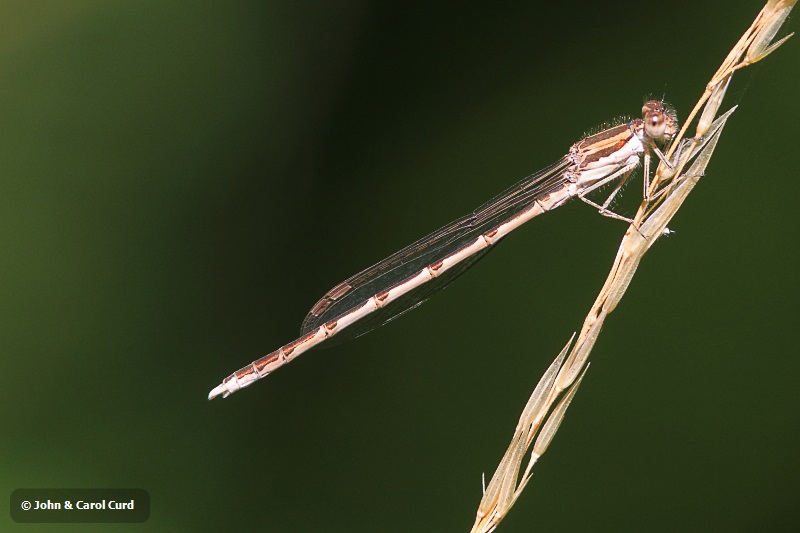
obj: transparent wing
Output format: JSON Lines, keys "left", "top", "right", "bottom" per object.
{"left": 300, "top": 155, "right": 573, "bottom": 344}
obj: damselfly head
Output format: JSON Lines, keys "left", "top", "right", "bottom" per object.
{"left": 642, "top": 100, "right": 678, "bottom": 142}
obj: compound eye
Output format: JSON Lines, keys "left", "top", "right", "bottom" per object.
{"left": 644, "top": 109, "right": 667, "bottom": 139}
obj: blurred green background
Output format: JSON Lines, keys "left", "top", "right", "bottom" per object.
{"left": 1, "top": 1, "right": 798, "bottom": 531}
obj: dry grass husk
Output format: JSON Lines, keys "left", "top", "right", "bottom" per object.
{"left": 470, "top": 2, "right": 796, "bottom": 531}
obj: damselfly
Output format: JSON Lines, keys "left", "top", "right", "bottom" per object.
{"left": 208, "top": 100, "right": 678, "bottom": 399}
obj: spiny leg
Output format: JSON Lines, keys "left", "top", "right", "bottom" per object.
{"left": 644, "top": 142, "right": 676, "bottom": 201}
{"left": 578, "top": 164, "right": 638, "bottom": 224}
{"left": 601, "top": 169, "right": 634, "bottom": 211}
{"left": 578, "top": 195, "right": 634, "bottom": 224}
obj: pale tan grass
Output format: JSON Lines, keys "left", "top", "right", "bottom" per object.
{"left": 470, "top": 2, "right": 796, "bottom": 532}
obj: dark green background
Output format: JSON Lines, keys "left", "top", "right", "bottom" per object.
{"left": 1, "top": 1, "right": 798, "bottom": 531}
